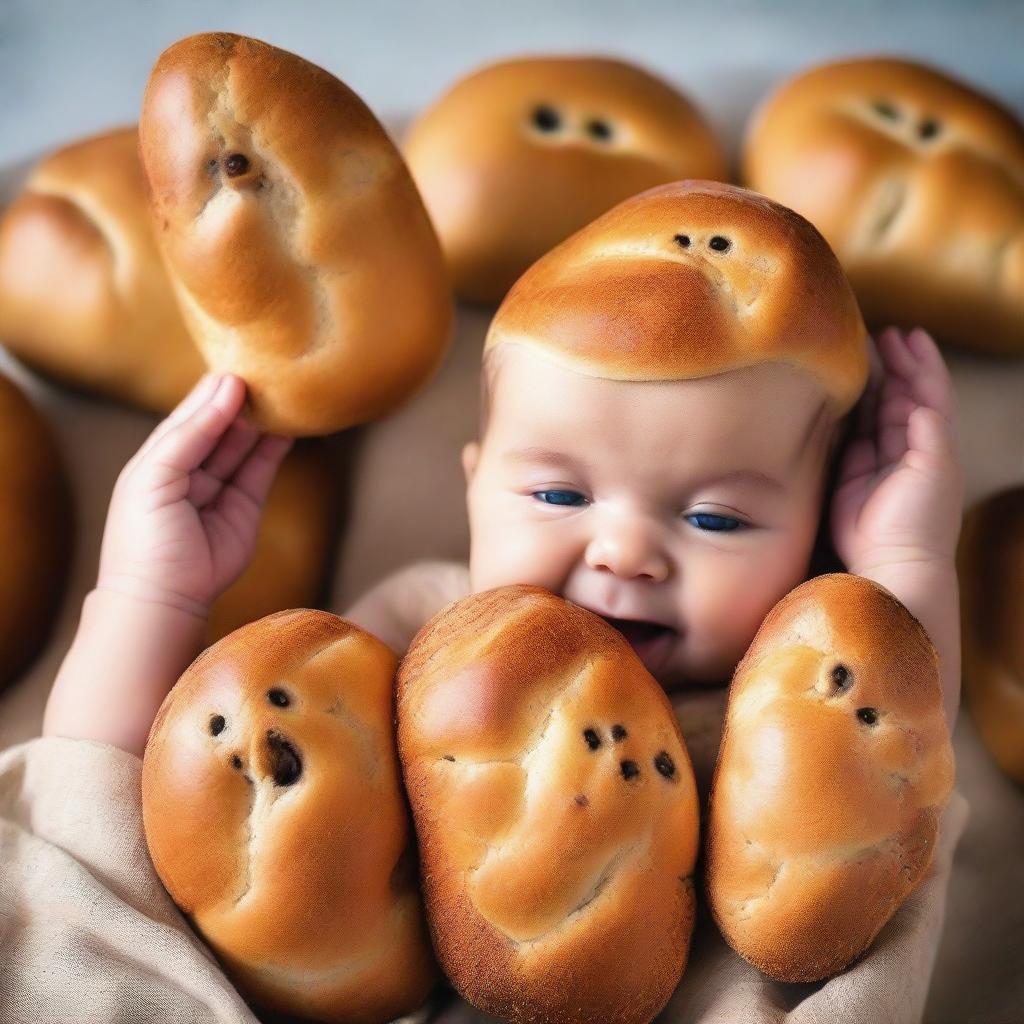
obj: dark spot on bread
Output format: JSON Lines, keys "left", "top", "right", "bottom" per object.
{"left": 224, "top": 153, "right": 250, "bottom": 177}
{"left": 918, "top": 118, "right": 941, "bottom": 140}
{"left": 873, "top": 99, "right": 900, "bottom": 121}
{"left": 267, "top": 731, "right": 302, "bottom": 786}
{"left": 574, "top": 793, "right": 589, "bottom": 807}
{"left": 611, "top": 724, "right": 627, "bottom": 741}
{"left": 831, "top": 664, "right": 851, "bottom": 690}
{"left": 586, "top": 118, "right": 613, "bottom": 142}
{"left": 267, "top": 688, "right": 290, "bottom": 708}
{"left": 532, "top": 105, "right": 561, "bottom": 132}
{"left": 583, "top": 728, "right": 602, "bottom": 750}
{"left": 857, "top": 707, "right": 879, "bottom": 726}
{"left": 442, "top": 754, "right": 455, "bottom": 762}
{"left": 231, "top": 755, "right": 243, "bottom": 770}
{"left": 621, "top": 759, "right": 640, "bottom": 780}
{"left": 206, "top": 157, "right": 219, "bottom": 174}
{"left": 209, "top": 714, "right": 226, "bottom": 736}
{"left": 654, "top": 751, "right": 676, "bottom": 779}
{"left": 674, "top": 233, "right": 691, "bottom": 249}
{"left": 708, "top": 235, "right": 731, "bottom": 252}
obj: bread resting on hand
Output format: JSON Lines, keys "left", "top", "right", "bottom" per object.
{"left": 705, "top": 573, "right": 954, "bottom": 982}
{"left": 397, "top": 585, "right": 700, "bottom": 1024}
{"left": 143, "top": 609, "right": 437, "bottom": 1023}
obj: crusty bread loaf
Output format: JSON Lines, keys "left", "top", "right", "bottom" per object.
{"left": 139, "top": 32, "right": 452, "bottom": 437}
{"left": 143, "top": 609, "right": 437, "bottom": 1023}
{"left": 206, "top": 442, "right": 337, "bottom": 645}
{"left": 0, "top": 372, "right": 72, "bottom": 689}
{"left": 487, "top": 180, "right": 869, "bottom": 415}
{"left": 405, "top": 56, "right": 727, "bottom": 303}
{"left": 0, "top": 126, "right": 204, "bottom": 412}
{"left": 958, "top": 486, "right": 1024, "bottom": 785}
{"left": 743, "top": 57, "right": 1024, "bottom": 355}
{"left": 397, "top": 585, "right": 700, "bottom": 1024}
{"left": 706, "top": 573, "right": 954, "bottom": 982}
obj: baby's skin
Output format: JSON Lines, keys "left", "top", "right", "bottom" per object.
{"left": 43, "top": 326, "right": 963, "bottom": 756}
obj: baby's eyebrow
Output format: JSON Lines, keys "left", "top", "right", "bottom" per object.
{"left": 696, "top": 468, "right": 786, "bottom": 492}
{"left": 502, "top": 446, "right": 587, "bottom": 471}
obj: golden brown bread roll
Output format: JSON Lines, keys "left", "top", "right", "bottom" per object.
{"left": 488, "top": 180, "right": 869, "bottom": 415}
{"left": 139, "top": 32, "right": 452, "bottom": 437}
{"left": 958, "top": 486, "right": 1024, "bottom": 785}
{"left": 143, "top": 609, "right": 437, "bottom": 1023}
{"left": 0, "top": 372, "right": 72, "bottom": 689}
{"left": 743, "top": 56, "right": 1024, "bottom": 356}
{"left": 0, "top": 126, "right": 204, "bottom": 412}
{"left": 206, "top": 442, "right": 338, "bottom": 645}
{"left": 706, "top": 573, "right": 954, "bottom": 982}
{"left": 397, "top": 585, "right": 700, "bottom": 1024}
{"left": 405, "top": 56, "right": 728, "bottom": 303}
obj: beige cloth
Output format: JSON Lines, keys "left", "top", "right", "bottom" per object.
{"left": 0, "top": 703, "right": 968, "bottom": 1024}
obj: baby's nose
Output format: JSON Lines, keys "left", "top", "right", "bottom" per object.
{"left": 584, "top": 516, "right": 670, "bottom": 582}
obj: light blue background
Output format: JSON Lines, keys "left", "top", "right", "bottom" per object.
{"left": 1, "top": 0, "right": 1021, "bottom": 164}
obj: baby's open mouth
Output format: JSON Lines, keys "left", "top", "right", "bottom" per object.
{"left": 600, "top": 616, "right": 678, "bottom": 678}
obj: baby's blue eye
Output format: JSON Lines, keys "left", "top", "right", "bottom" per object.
{"left": 533, "top": 489, "right": 587, "bottom": 507}
{"left": 687, "top": 512, "right": 743, "bottom": 532}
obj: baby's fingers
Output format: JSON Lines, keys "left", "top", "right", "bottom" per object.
{"left": 230, "top": 434, "right": 294, "bottom": 509}
{"left": 906, "top": 328, "right": 958, "bottom": 424}
{"left": 147, "top": 376, "right": 248, "bottom": 478}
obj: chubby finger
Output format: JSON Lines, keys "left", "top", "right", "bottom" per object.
{"left": 148, "top": 376, "right": 248, "bottom": 476}
{"left": 905, "top": 328, "right": 958, "bottom": 423}
{"left": 230, "top": 434, "right": 294, "bottom": 508}
{"left": 200, "top": 415, "right": 261, "bottom": 484}
{"left": 131, "top": 372, "right": 222, "bottom": 467}
{"left": 906, "top": 405, "right": 962, "bottom": 475}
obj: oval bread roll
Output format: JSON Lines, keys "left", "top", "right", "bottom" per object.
{"left": 143, "top": 610, "right": 437, "bottom": 1023}
{"left": 140, "top": 32, "right": 452, "bottom": 436}
{"left": 958, "top": 486, "right": 1024, "bottom": 785}
{"left": 405, "top": 56, "right": 727, "bottom": 303}
{"left": 397, "top": 585, "right": 700, "bottom": 1024}
{"left": 0, "top": 372, "right": 72, "bottom": 689}
{"left": 706, "top": 573, "right": 954, "bottom": 982}
{"left": 743, "top": 57, "right": 1024, "bottom": 355}
{"left": 488, "top": 180, "right": 869, "bottom": 415}
{"left": 0, "top": 126, "right": 204, "bottom": 412}
{"left": 206, "top": 442, "right": 338, "bottom": 645}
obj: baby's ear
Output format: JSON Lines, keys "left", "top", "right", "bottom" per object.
{"left": 461, "top": 441, "right": 481, "bottom": 483}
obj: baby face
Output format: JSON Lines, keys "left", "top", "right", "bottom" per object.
{"left": 464, "top": 344, "right": 838, "bottom": 690}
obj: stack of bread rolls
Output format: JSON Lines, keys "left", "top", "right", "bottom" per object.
{"left": 958, "top": 486, "right": 1024, "bottom": 785}
{"left": 743, "top": 56, "right": 1024, "bottom": 355}
{"left": 397, "top": 585, "right": 700, "bottom": 1024}
{"left": 139, "top": 32, "right": 453, "bottom": 436}
{"left": 143, "top": 609, "right": 437, "bottom": 1023}
{"left": 706, "top": 574, "right": 954, "bottom": 981}
{"left": 405, "top": 56, "right": 727, "bottom": 303}
{"left": 0, "top": 126, "right": 204, "bottom": 412}
{"left": 0, "top": 373, "right": 72, "bottom": 690}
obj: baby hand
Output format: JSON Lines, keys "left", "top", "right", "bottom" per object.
{"left": 830, "top": 327, "right": 964, "bottom": 576}
{"left": 97, "top": 373, "right": 293, "bottom": 617}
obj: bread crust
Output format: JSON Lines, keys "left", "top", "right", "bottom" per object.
{"left": 743, "top": 56, "right": 1024, "bottom": 355}
{"left": 488, "top": 180, "right": 869, "bottom": 415}
{"left": 143, "top": 609, "right": 437, "bottom": 1023}
{"left": 397, "top": 585, "right": 700, "bottom": 1024}
{"left": 140, "top": 32, "right": 452, "bottom": 435}
{"left": 705, "top": 573, "right": 955, "bottom": 982}
{"left": 405, "top": 56, "right": 727, "bottom": 303}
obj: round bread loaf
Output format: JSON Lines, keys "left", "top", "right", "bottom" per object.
{"left": 0, "top": 127, "right": 204, "bottom": 412}
{"left": 958, "top": 486, "right": 1024, "bottom": 785}
{"left": 488, "top": 180, "right": 869, "bottom": 415}
{"left": 206, "top": 443, "right": 337, "bottom": 645}
{"left": 0, "top": 373, "right": 72, "bottom": 689}
{"left": 743, "top": 57, "right": 1024, "bottom": 356}
{"left": 705, "top": 573, "right": 954, "bottom": 982}
{"left": 405, "top": 56, "right": 727, "bottom": 303}
{"left": 139, "top": 32, "right": 452, "bottom": 436}
{"left": 143, "top": 609, "right": 437, "bottom": 1023}
{"left": 397, "top": 585, "right": 700, "bottom": 1024}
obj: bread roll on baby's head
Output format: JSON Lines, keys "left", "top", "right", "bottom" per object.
{"left": 397, "top": 585, "right": 700, "bottom": 1024}
{"left": 706, "top": 573, "right": 954, "bottom": 982}
{"left": 142, "top": 609, "right": 437, "bottom": 1023}
{"left": 743, "top": 56, "right": 1024, "bottom": 355}
{"left": 485, "top": 180, "right": 870, "bottom": 418}
{"left": 405, "top": 56, "right": 727, "bottom": 303}
{"left": 140, "top": 33, "right": 452, "bottom": 436}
